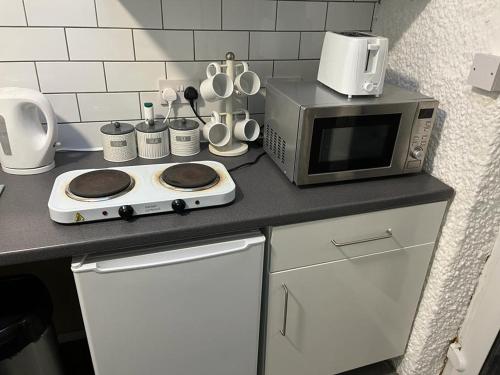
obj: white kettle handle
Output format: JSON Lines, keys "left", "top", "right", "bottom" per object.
{"left": 26, "top": 91, "right": 58, "bottom": 150}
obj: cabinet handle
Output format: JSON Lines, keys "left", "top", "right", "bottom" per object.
{"left": 331, "top": 228, "right": 392, "bottom": 247}
{"left": 280, "top": 284, "right": 289, "bottom": 336}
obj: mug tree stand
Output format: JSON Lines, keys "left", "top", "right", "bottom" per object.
{"left": 208, "top": 52, "right": 252, "bottom": 157}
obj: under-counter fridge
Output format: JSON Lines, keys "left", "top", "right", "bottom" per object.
{"left": 72, "top": 233, "right": 265, "bottom": 375}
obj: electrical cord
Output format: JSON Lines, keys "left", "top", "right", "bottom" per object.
{"left": 189, "top": 101, "right": 206, "bottom": 124}
{"left": 184, "top": 86, "right": 206, "bottom": 124}
{"left": 163, "top": 101, "right": 173, "bottom": 125}
{"left": 228, "top": 152, "right": 267, "bottom": 173}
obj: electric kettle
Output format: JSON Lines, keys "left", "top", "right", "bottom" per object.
{"left": 0, "top": 88, "right": 58, "bottom": 175}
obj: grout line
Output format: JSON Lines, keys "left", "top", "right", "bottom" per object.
{"left": 93, "top": 0, "right": 99, "bottom": 27}
{"left": 131, "top": 29, "right": 137, "bottom": 61}
{"left": 137, "top": 92, "right": 142, "bottom": 119}
{"left": 160, "top": 0, "right": 164, "bottom": 29}
{"left": 274, "top": 1, "right": 279, "bottom": 31}
{"left": 297, "top": 32, "right": 302, "bottom": 59}
{"left": 33, "top": 62, "right": 41, "bottom": 91}
{"left": 0, "top": 25, "right": 351, "bottom": 33}
{"left": 63, "top": 28, "right": 71, "bottom": 60}
{"left": 20, "top": 0, "right": 28, "bottom": 26}
{"left": 220, "top": 0, "right": 223, "bottom": 29}
{"left": 75, "top": 93, "right": 82, "bottom": 122}
{"left": 247, "top": 31, "right": 251, "bottom": 61}
{"left": 102, "top": 62, "right": 108, "bottom": 91}
{"left": 324, "top": 2, "right": 329, "bottom": 30}
{"left": 370, "top": 2, "right": 376, "bottom": 31}
{"left": 192, "top": 30, "right": 196, "bottom": 60}
{"left": 0, "top": 58, "right": 321, "bottom": 64}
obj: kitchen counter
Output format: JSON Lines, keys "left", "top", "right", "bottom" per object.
{"left": 0, "top": 145, "right": 453, "bottom": 266}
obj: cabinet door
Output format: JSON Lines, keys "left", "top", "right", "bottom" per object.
{"left": 265, "top": 244, "right": 434, "bottom": 375}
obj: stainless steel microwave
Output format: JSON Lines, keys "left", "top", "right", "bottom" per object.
{"left": 263, "top": 79, "right": 438, "bottom": 185}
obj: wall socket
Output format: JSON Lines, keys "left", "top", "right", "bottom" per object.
{"left": 158, "top": 79, "right": 199, "bottom": 105}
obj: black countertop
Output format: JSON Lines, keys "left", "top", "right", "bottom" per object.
{"left": 0, "top": 145, "right": 453, "bottom": 266}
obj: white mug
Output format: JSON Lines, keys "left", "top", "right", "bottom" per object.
{"left": 200, "top": 63, "right": 234, "bottom": 102}
{"left": 203, "top": 111, "right": 231, "bottom": 147}
{"left": 234, "top": 110, "right": 260, "bottom": 142}
{"left": 234, "top": 62, "right": 261, "bottom": 96}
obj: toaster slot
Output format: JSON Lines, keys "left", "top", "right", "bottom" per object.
{"left": 365, "top": 43, "right": 380, "bottom": 74}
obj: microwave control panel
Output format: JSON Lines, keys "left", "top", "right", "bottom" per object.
{"left": 405, "top": 101, "right": 438, "bottom": 170}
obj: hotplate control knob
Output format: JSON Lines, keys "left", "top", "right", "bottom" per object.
{"left": 118, "top": 205, "right": 134, "bottom": 220}
{"left": 172, "top": 199, "right": 186, "bottom": 213}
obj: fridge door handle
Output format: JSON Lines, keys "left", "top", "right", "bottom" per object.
{"left": 280, "top": 284, "right": 289, "bottom": 336}
{"left": 74, "top": 236, "right": 265, "bottom": 274}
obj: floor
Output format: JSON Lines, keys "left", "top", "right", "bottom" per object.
{"left": 59, "top": 339, "right": 397, "bottom": 375}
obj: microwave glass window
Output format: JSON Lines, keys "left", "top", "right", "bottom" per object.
{"left": 309, "top": 113, "right": 401, "bottom": 174}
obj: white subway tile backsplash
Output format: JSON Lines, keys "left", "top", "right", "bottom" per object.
{"left": 250, "top": 32, "right": 300, "bottom": 60}
{"left": 66, "top": 29, "right": 134, "bottom": 61}
{"left": 95, "top": 0, "right": 162, "bottom": 28}
{"left": 134, "top": 30, "right": 194, "bottom": 61}
{"left": 105, "top": 62, "right": 165, "bottom": 91}
{"left": 77, "top": 93, "right": 141, "bottom": 121}
{"left": 248, "top": 90, "right": 265, "bottom": 114}
{"left": 0, "top": 0, "right": 374, "bottom": 136}
{"left": 326, "top": 2, "right": 374, "bottom": 31}
{"left": 163, "top": 0, "right": 221, "bottom": 30}
{"left": 24, "top": 0, "right": 96, "bottom": 27}
{"left": 0, "top": 0, "right": 27, "bottom": 26}
{"left": 299, "top": 32, "right": 325, "bottom": 59}
{"left": 0, "top": 63, "right": 39, "bottom": 90}
{"left": 276, "top": 1, "right": 327, "bottom": 31}
{"left": 45, "top": 94, "right": 81, "bottom": 123}
{"left": 0, "top": 28, "right": 68, "bottom": 61}
{"left": 194, "top": 31, "right": 248, "bottom": 60}
{"left": 246, "top": 61, "right": 273, "bottom": 87}
{"left": 274, "top": 60, "right": 320, "bottom": 81}
{"left": 197, "top": 96, "right": 247, "bottom": 117}
{"left": 57, "top": 122, "right": 106, "bottom": 151}
{"left": 37, "top": 62, "right": 106, "bottom": 93}
{"left": 222, "top": 0, "right": 276, "bottom": 31}
{"left": 166, "top": 61, "right": 211, "bottom": 80}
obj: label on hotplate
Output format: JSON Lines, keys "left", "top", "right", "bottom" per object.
{"left": 144, "top": 203, "right": 161, "bottom": 213}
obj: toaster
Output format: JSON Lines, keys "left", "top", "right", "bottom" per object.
{"left": 317, "top": 31, "right": 389, "bottom": 98}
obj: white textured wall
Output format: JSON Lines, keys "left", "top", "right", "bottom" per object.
{"left": 373, "top": 1, "right": 500, "bottom": 374}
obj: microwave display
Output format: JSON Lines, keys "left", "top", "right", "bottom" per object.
{"left": 309, "top": 113, "right": 401, "bottom": 174}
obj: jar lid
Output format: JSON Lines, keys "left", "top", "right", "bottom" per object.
{"left": 169, "top": 118, "right": 199, "bottom": 131}
{"left": 135, "top": 119, "right": 168, "bottom": 133}
{"left": 100, "top": 121, "right": 135, "bottom": 135}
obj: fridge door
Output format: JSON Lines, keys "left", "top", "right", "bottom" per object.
{"left": 72, "top": 234, "right": 265, "bottom": 375}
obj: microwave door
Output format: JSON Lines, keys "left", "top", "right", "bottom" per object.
{"left": 296, "top": 104, "right": 416, "bottom": 184}
{"left": 308, "top": 113, "right": 401, "bottom": 174}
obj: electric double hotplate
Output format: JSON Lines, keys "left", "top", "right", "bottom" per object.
{"left": 48, "top": 161, "right": 235, "bottom": 224}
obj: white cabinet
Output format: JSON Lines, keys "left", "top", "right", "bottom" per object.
{"left": 264, "top": 202, "right": 447, "bottom": 375}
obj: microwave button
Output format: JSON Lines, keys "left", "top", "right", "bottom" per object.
{"left": 406, "top": 160, "right": 422, "bottom": 169}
